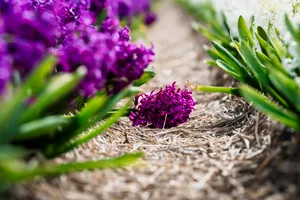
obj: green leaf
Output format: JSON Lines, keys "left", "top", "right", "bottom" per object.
{"left": 240, "top": 40, "right": 269, "bottom": 90}
{"left": 216, "top": 60, "right": 243, "bottom": 82}
{"left": 0, "top": 145, "right": 24, "bottom": 161}
{"left": 133, "top": 69, "right": 156, "bottom": 87}
{"left": 207, "top": 48, "right": 221, "bottom": 61}
{"left": 221, "top": 12, "right": 231, "bottom": 35}
{"left": 0, "top": 153, "right": 143, "bottom": 182}
{"left": 81, "top": 87, "right": 141, "bottom": 131}
{"left": 272, "top": 34, "right": 286, "bottom": 59}
{"left": 256, "top": 32, "right": 281, "bottom": 60}
{"left": 45, "top": 99, "right": 133, "bottom": 158}
{"left": 192, "top": 22, "right": 229, "bottom": 44}
{"left": 257, "top": 26, "right": 270, "bottom": 41}
{"left": 0, "top": 56, "right": 57, "bottom": 144}
{"left": 285, "top": 14, "right": 300, "bottom": 42}
{"left": 21, "top": 67, "right": 86, "bottom": 122}
{"left": 256, "top": 51, "right": 271, "bottom": 66}
{"left": 193, "top": 85, "right": 240, "bottom": 96}
{"left": 212, "top": 41, "right": 250, "bottom": 77}
{"left": 285, "top": 14, "right": 300, "bottom": 70}
{"left": 26, "top": 55, "right": 58, "bottom": 94}
{"left": 256, "top": 26, "right": 286, "bottom": 60}
{"left": 78, "top": 94, "right": 108, "bottom": 125}
{"left": 240, "top": 85, "right": 300, "bottom": 131}
{"left": 14, "top": 116, "right": 72, "bottom": 142}
{"left": 205, "top": 60, "right": 218, "bottom": 67}
{"left": 268, "top": 68, "right": 300, "bottom": 112}
{"left": 238, "top": 16, "right": 254, "bottom": 47}
{"left": 266, "top": 52, "right": 288, "bottom": 74}
{"left": 45, "top": 87, "right": 140, "bottom": 157}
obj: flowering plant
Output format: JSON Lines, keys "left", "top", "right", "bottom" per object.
{"left": 180, "top": 0, "right": 300, "bottom": 131}
{"left": 0, "top": 57, "right": 143, "bottom": 184}
{"left": 0, "top": 0, "right": 156, "bottom": 186}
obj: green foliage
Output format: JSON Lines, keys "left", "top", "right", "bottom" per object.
{"left": 0, "top": 56, "right": 154, "bottom": 185}
{"left": 183, "top": 2, "right": 300, "bottom": 131}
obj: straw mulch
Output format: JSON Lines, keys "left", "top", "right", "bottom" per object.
{"left": 7, "top": 0, "right": 300, "bottom": 199}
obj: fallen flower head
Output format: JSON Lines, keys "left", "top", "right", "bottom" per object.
{"left": 130, "top": 82, "right": 196, "bottom": 128}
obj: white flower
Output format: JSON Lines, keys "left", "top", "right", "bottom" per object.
{"left": 188, "top": 0, "right": 300, "bottom": 38}
{"left": 187, "top": 0, "right": 300, "bottom": 72}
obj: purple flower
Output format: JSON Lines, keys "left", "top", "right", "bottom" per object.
{"left": 1, "top": 1, "right": 60, "bottom": 76}
{"left": 131, "top": 0, "right": 151, "bottom": 14}
{"left": 144, "top": 11, "right": 157, "bottom": 25}
{"left": 118, "top": 26, "right": 131, "bottom": 41}
{"left": 56, "top": 25, "right": 117, "bottom": 97}
{"left": 3, "top": 3, "right": 59, "bottom": 47}
{"left": 0, "top": 0, "right": 155, "bottom": 98}
{"left": 100, "top": 18, "right": 120, "bottom": 35}
{"left": 89, "top": 0, "right": 107, "bottom": 14}
{"left": 129, "top": 82, "right": 196, "bottom": 128}
{"left": 51, "top": 0, "right": 95, "bottom": 28}
{"left": 107, "top": 0, "right": 156, "bottom": 25}
{"left": 108, "top": 0, "right": 133, "bottom": 20}
{"left": 57, "top": 24, "right": 154, "bottom": 97}
{"left": 0, "top": 37, "right": 12, "bottom": 95}
{"left": 105, "top": 27, "right": 154, "bottom": 94}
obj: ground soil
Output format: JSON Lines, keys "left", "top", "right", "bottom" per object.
{"left": 6, "top": 0, "right": 300, "bottom": 199}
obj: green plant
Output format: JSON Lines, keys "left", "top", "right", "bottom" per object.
{"left": 191, "top": 14, "right": 300, "bottom": 131}
{"left": 0, "top": 56, "right": 155, "bottom": 186}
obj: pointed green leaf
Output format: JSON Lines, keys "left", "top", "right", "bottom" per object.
{"left": 216, "top": 60, "right": 243, "bottom": 82}
{"left": 256, "top": 33, "right": 280, "bottom": 59}
{"left": 0, "top": 153, "right": 143, "bottom": 182}
{"left": 0, "top": 145, "right": 24, "bottom": 161}
{"left": 21, "top": 67, "right": 86, "bottom": 122}
{"left": 212, "top": 41, "right": 250, "bottom": 77}
{"left": 285, "top": 14, "right": 300, "bottom": 42}
{"left": 78, "top": 94, "right": 108, "bottom": 125}
{"left": 256, "top": 51, "right": 271, "bottom": 66}
{"left": 0, "top": 56, "right": 57, "bottom": 144}
{"left": 238, "top": 16, "right": 254, "bottom": 47}
{"left": 240, "top": 85, "right": 300, "bottom": 131}
{"left": 45, "top": 99, "right": 133, "bottom": 158}
{"left": 206, "top": 60, "right": 218, "bottom": 67}
{"left": 192, "top": 22, "right": 228, "bottom": 44}
{"left": 207, "top": 48, "right": 221, "bottom": 61}
{"left": 133, "top": 69, "right": 156, "bottom": 87}
{"left": 240, "top": 40, "right": 269, "bottom": 90}
{"left": 25, "top": 56, "right": 58, "bottom": 94}
{"left": 194, "top": 85, "right": 240, "bottom": 96}
{"left": 14, "top": 116, "right": 72, "bottom": 142}
{"left": 268, "top": 68, "right": 300, "bottom": 112}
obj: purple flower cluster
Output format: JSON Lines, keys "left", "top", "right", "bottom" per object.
{"left": 130, "top": 82, "right": 196, "bottom": 129}
{"left": 108, "top": 0, "right": 157, "bottom": 25}
{"left": 0, "top": 0, "right": 155, "bottom": 97}
{"left": 106, "top": 26, "right": 154, "bottom": 94}
{"left": 0, "top": 0, "right": 60, "bottom": 94}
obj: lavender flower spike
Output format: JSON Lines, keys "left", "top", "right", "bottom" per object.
{"left": 129, "top": 82, "right": 196, "bottom": 128}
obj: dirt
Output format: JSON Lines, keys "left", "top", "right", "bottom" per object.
{"left": 7, "top": 0, "right": 300, "bottom": 199}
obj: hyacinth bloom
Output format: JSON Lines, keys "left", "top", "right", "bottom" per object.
{"left": 130, "top": 83, "right": 196, "bottom": 128}
{"left": 0, "top": 0, "right": 155, "bottom": 97}
{"left": 57, "top": 23, "right": 154, "bottom": 97}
